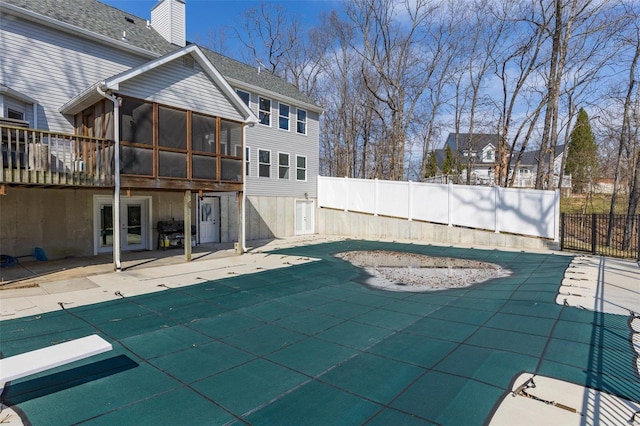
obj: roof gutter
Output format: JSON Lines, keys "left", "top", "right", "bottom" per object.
{"left": 227, "top": 78, "right": 324, "bottom": 114}
{"left": 96, "top": 84, "right": 122, "bottom": 271}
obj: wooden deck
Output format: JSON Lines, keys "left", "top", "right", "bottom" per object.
{"left": 1, "top": 124, "right": 114, "bottom": 187}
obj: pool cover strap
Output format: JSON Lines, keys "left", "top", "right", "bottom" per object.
{"left": 512, "top": 376, "right": 582, "bottom": 415}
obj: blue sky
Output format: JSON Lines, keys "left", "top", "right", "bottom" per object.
{"left": 101, "top": 0, "right": 343, "bottom": 51}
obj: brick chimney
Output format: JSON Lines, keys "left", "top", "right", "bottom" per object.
{"left": 151, "top": 0, "right": 186, "bottom": 47}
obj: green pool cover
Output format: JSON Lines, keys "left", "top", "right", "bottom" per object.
{"left": 1, "top": 241, "right": 638, "bottom": 425}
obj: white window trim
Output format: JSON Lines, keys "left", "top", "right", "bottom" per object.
{"left": 92, "top": 195, "right": 153, "bottom": 255}
{"left": 296, "top": 155, "right": 307, "bottom": 182}
{"left": 279, "top": 102, "right": 290, "bottom": 131}
{"left": 236, "top": 89, "right": 251, "bottom": 107}
{"left": 278, "top": 151, "right": 290, "bottom": 180}
{"left": 258, "top": 148, "right": 271, "bottom": 178}
{"left": 259, "top": 97, "right": 271, "bottom": 127}
{"left": 2, "top": 96, "right": 27, "bottom": 121}
{"left": 296, "top": 108, "right": 307, "bottom": 135}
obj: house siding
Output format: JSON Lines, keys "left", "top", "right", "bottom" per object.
{"left": 0, "top": 15, "right": 147, "bottom": 132}
{"left": 1, "top": 1, "right": 322, "bottom": 258}
{"left": 119, "top": 59, "right": 245, "bottom": 121}
{"left": 243, "top": 94, "right": 319, "bottom": 198}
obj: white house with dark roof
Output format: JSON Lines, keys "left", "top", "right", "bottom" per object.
{"left": 0, "top": 0, "right": 322, "bottom": 267}
{"left": 435, "top": 133, "right": 570, "bottom": 189}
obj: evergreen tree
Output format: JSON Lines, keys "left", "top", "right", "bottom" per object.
{"left": 566, "top": 108, "right": 598, "bottom": 193}
{"left": 442, "top": 145, "right": 456, "bottom": 175}
{"left": 425, "top": 151, "right": 439, "bottom": 178}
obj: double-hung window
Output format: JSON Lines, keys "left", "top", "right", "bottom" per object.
{"left": 279, "top": 103, "right": 290, "bottom": 131}
{"left": 258, "top": 149, "right": 271, "bottom": 177}
{"left": 279, "top": 152, "right": 290, "bottom": 179}
{"left": 236, "top": 89, "right": 250, "bottom": 107}
{"left": 296, "top": 108, "right": 307, "bottom": 134}
{"left": 296, "top": 155, "right": 307, "bottom": 181}
{"left": 259, "top": 97, "right": 271, "bottom": 126}
{"left": 244, "top": 146, "right": 250, "bottom": 176}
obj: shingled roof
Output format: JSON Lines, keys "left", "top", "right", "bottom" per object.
{"left": 1, "top": 0, "right": 321, "bottom": 110}
{"left": 445, "top": 133, "right": 499, "bottom": 152}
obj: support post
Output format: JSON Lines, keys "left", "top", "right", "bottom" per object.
{"left": 408, "top": 180, "right": 413, "bottom": 221}
{"left": 591, "top": 213, "right": 597, "bottom": 255}
{"left": 237, "top": 191, "right": 245, "bottom": 254}
{"left": 447, "top": 182, "right": 453, "bottom": 227}
{"left": 184, "top": 190, "right": 192, "bottom": 261}
{"left": 494, "top": 185, "right": 500, "bottom": 234}
{"left": 559, "top": 213, "right": 565, "bottom": 251}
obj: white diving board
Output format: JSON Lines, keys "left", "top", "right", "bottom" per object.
{"left": 0, "top": 334, "right": 112, "bottom": 389}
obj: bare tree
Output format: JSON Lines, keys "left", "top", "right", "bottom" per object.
{"left": 491, "top": 1, "right": 547, "bottom": 187}
{"left": 234, "top": 2, "right": 300, "bottom": 76}
{"left": 345, "top": 0, "right": 441, "bottom": 180}
{"left": 606, "top": 2, "right": 640, "bottom": 247}
{"left": 534, "top": 0, "right": 611, "bottom": 189}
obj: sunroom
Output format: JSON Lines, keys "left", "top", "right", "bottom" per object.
{"left": 60, "top": 45, "right": 257, "bottom": 269}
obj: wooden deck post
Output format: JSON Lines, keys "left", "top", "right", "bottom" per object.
{"left": 184, "top": 189, "right": 192, "bottom": 261}
{"left": 237, "top": 190, "right": 244, "bottom": 254}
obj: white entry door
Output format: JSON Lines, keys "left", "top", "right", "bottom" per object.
{"left": 199, "top": 196, "right": 220, "bottom": 243}
{"left": 295, "top": 199, "right": 315, "bottom": 235}
{"left": 94, "top": 196, "right": 150, "bottom": 253}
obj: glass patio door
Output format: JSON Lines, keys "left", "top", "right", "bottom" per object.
{"left": 95, "top": 196, "right": 150, "bottom": 253}
{"left": 123, "top": 203, "right": 145, "bottom": 250}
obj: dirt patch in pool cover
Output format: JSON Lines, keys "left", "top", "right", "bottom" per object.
{"left": 335, "top": 250, "right": 511, "bottom": 292}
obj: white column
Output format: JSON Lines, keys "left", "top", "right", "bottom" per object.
{"left": 494, "top": 185, "right": 500, "bottom": 233}
{"left": 447, "top": 182, "right": 453, "bottom": 227}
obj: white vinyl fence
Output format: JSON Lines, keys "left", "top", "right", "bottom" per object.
{"left": 318, "top": 176, "right": 560, "bottom": 240}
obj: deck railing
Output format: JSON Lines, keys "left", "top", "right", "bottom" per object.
{"left": 1, "top": 124, "right": 114, "bottom": 187}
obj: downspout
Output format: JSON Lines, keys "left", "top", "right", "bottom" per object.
{"left": 97, "top": 85, "right": 122, "bottom": 271}
{"left": 242, "top": 123, "right": 248, "bottom": 253}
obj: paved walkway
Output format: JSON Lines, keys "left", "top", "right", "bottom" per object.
{"left": 0, "top": 237, "right": 638, "bottom": 425}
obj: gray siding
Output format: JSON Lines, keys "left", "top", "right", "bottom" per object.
{"left": 120, "top": 59, "right": 245, "bottom": 121}
{"left": 243, "top": 94, "right": 319, "bottom": 198}
{"left": 0, "top": 15, "right": 146, "bottom": 133}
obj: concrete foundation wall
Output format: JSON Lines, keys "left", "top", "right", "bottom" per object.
{"left": 0, "top": 189, "right": 308, "bottom": 259}
{"left": 317, "top": 208, "right": 558, "bottom": 251}
{"left": 1, "top": 188, "right": 197, "bottom": 259}
{"left": 235, "top": 196, "right": 308, "bottom": 242}
{"left": 0, "top": 187, "right": 95, "bottom": 259}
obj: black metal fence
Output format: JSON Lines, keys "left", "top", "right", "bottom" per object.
{"left": 561, "top": 213, "right": 640, "bottom": 260}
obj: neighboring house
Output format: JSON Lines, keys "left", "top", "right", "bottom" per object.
{"left": 431, "top": 133, "right": 570, "bottom": 189}
{"left": 443, "top": 133, "right": 498, "bottom": 185}
{"left": 0, "top": 0, "right": 322, "bottom": 266}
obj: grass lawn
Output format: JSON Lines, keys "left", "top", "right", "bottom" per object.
{"left": 560, "top": 193, "right": 630, "bottom": 214}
